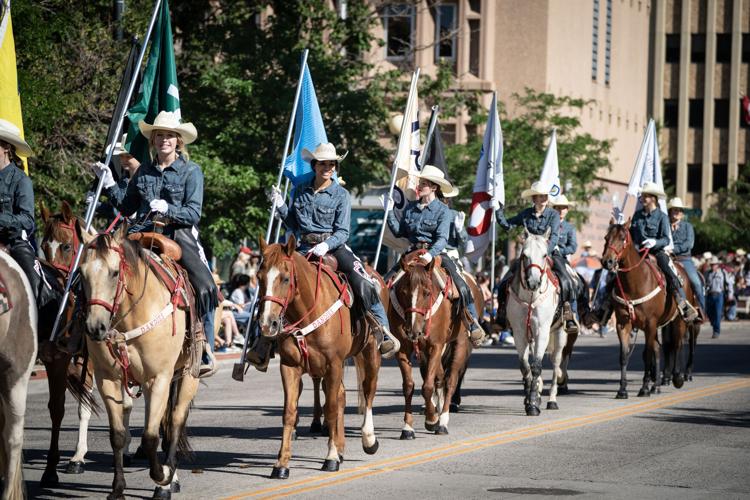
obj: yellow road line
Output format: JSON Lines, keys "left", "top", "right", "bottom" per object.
{"left": 222, "top": 378, "right": 750, "bottom": 500}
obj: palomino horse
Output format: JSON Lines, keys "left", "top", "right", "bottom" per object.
{"left": 388, "top": 250, "right": 477, "bottom": 437}
{"left": 0, "top": 250, "right": 37, "bottom": 500}
{"left": 506, "top": 231, "right": 567, "bottom": 416}
{"left": 257, "top": 235, "right": 381, "bottom": 479}
{"left": 602, "top": 222, "right": 699, "bottom": 399}
{"left": 77, "top": 224, "right": 200, "bottom": 499}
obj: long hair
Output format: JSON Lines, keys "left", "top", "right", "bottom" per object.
{"left": 0, "top": 140, "right": 22, "bottom": 165}
{"left": 148, "top": 134, "right": 190, "bottom": 162}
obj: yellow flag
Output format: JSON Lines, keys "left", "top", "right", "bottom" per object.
{"left": 0, "top": 1, "right": 28, "bottom": 173}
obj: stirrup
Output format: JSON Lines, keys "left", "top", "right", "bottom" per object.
{"left": 378, "top": 324, "right": 400, "bottom": 359}
{"left": 678, "top": 301, "right": 699, "bottom": 322}
{"left": 199, "top": 350, "right": 218, "bottom": 378}
{"left": 468, "top": 320, "right": 486, "bottom": 347}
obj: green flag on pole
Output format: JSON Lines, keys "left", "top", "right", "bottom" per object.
{"left": 125, "top": 0, "right": 180, "bottom": 165}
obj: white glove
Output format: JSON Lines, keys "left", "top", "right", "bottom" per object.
{"left": 91, "top": 161, "right": 116, "bottom": 189}
{"left": 380, "top": 193, "right": 394, "bottom": 211}
{"left": 149, "top": 199, "right": 169, "bottom": 214}
{"left": 612, "top": 207, "right": 625, "bottom": 224}
{"left": 490, "top": 199, "right": 501, "bottom": 211}
{"left": 85, "top": 194, "right": 95, "bottom": 207}
{"left": 642, "top": 238, "right": 657, "bottom": 249}
{"left": 419, "top": 252, "right": 433, "bottom": 264}
{"left": 454, "top": 211, "right": 466, "bottom": 228}
{"left": 310, "top": 242, "right": 329, "bottom": 257}
{"left": 269, "top": 186, "right": 284, "bottom": 209}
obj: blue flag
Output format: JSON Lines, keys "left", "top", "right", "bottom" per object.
{"left": 283, "top": 62, "right": 328, "bottom": 186}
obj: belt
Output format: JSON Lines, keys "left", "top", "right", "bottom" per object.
{"left": 301, "top": 233, "right": 331, "bottom": 245}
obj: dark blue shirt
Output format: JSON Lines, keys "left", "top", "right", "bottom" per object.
{"left": 671, "top": 220, "right": 694, "bottom": 257}
{"left": 387, "top": 198, "right": 451, "bottom": 257}
{"left": 105, "top": 154, "right": 203, "bottom": 236}
{"left": 0, "top": 163, "right": 35, "bottom": 242}
{"left": 630, "top": 207, "right": 670, "bottom": 251}
{"left": 558, "top": 220, "right": 577, "bottom": 257}
{"left": 277, "top": 180, "right": 350, "bottom": 251}
{"left": 496, "top": 206, "right": 560, "bottom": 254}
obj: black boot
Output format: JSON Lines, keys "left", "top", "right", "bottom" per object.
{"left": 246, "top": 336, "right": 273, "bottom": 372}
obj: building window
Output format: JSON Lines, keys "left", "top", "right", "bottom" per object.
{"left": 688, "top": 99, "right": 704, "bottom": 128}
{"left": 664, "top": 99, "right": 679, "bottom": 127}
{"left": 441, "top": 124, "right": 457, "bottom": 145}
{"left": 687, "top": 164, "right": 702, "bottom": 194}
{"left": 469, "top": 0, "right": 481, "bottom": 14}
{"left": 665, "top": 34, "right": 680, "bottom": 63}
{"left": 690, "top": 34, "right": 706, "bottom": 63}
{"left": 468, "top": 19, "right": 481, "bottom": 77}
{"left": 663, "top": 163, "right": 677, "bottom": 190}
{"left": 714, "top": 98, "right": 730, "bottom": 128}
{"left": 434, "top": 3, "right": 458, "bottom": 63}
{"left": 382, "top": 4, "right": 415, "bottom": 61}
{"left": 716, "top": 33, "right": 732, "bottom": 63}
{"left": 604, "top": 0, "right": 612, "bottom": 85}
{"left": 741, "top": 98, "right": 750, "bottom": 129}
{"left": 743, "top": 33, "right": 750, "bottom": 63}
{"left": 592, "top": 0, "right": 599, "bottom": 81}
{"left": 713, "top": 164, "right": 728, "bottom": 190}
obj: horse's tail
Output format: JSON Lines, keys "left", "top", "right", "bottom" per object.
{"left": 66, "top": 352, "right": 100, "bottom": 416}
{"left": 161, "top": 378, "right": 193, "bottom": 460}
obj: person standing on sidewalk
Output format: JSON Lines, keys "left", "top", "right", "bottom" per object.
{"left": 705, "top": 256, "right": 733, "bottom": 338}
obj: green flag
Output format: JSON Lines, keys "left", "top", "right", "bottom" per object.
{"left": 125, "top": 0, "right": 180, "bottom": 165}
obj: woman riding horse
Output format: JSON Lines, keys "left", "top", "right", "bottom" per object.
{"left": 495, "top": 181, "right": 578, "bottom": 334}
{"left": 384, "top": 165, "right": 486, "bottom": 347}
{"left": 248, "top": 142, "right": 399, "bottom": 370}
{"left": 91, "top": 110, "right": 219, "bottom": 375}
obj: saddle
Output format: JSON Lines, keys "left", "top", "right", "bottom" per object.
{"left": 128, "top": 232, "right": 182, "bottom": 261}
{"left": 306, "top": 253, "right": 353, "bottom": 308}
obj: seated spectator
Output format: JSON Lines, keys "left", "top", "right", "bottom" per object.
{"left": 230, "top": 247, "right": 258, "bottom": 282}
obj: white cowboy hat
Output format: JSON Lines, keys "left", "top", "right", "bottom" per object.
{"left": 521, "top": 181, "right": 552, "bottom": 200}
{"left": 417, "top": 164, "right": 459, "bottom": 198}
{"left": 583, "top": 240, "right": 593, "bottom": 248}
{"left": 667, "top": 197, "right": 686, "bottom": 210}
{"left": 0, "top": 119, "right": 33, "bottom": 157}
{"left": 301, "top": 142, "right": 348, "bottom": 163}
{"left": 551, "top": 193, "right": 576, "bottom": 207}
{"left": 736, "top": 248, "right": 747, "bottom": 256}
{"left": 702, "top": 251, "right": 713, "bottom": 260}
{"left": 138, "top": 111, "right": 198, "bottom": 145}
{"left": 105, "top": 133, "right": 128, "bottom": 156}
{"left": 708, "top": 256, "right": 721, "bottom": 265}
{"left": 639, "top": 181, "right": 666, "bottom": 199}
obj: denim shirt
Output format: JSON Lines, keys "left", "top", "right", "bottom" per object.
{"left": 630, "top": 207, "right": 670, "bottom": 252}
{"left": 496, "top": 206, "right": 560, "bottom": 254}
{"left": 558, "top": 220, "right": 577, "bottom": 257}
{"left": 277, "top": 180, "right": 350, "bottom": 251}
{"left": 671, "top": 220, "right": 694, "bottom": 257}
{"left": 0, "top": 163, "right": 35, "bottom": 243}
{"left": 105, "top": 154, "right": 203, "bottom": 235}
{"left": 387, "top": 198, "right": 451, "bottom": 257}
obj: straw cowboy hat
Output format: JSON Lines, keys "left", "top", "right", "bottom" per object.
{"left": 583, "top": 240, "right": 593, "bottom": 248}
{"left": 551, "top": 193, "right": 576, "bottom": 207}
{"left": 521, "top": 181, "right": 552, "bottom": 200}
{"left": 702, "top": 251, "right": 713, "bottom": 260}
{"left": 639, "top": 181, "right": 666, "bottom": 199}
{"left": 667, "top": 197, "right": 687, "bottom": 210}
{"left": 736, "top": 248, "right": 747, "bottom": 256}
{"left": 105, "top": 133, "right": 128, "bottom": 156}
{"left": 707, "top": 256, "right": 721, "bottom": 265}
{"left": 417, "top": 164, "right": 459, "bottom": 198}
{"left": 0, "top": 119, "right": 33, "bottom": 157}
{"left": 301, "top": 142, "right": 348, "bottom": 163}
{"left": 138, "top": 111, "right": 198, "bottom": 145}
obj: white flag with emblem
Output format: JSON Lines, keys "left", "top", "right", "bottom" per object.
{"left": 539, "top": 128, "right": 562, "bottom": 198}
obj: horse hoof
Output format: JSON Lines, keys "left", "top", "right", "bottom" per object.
{"left": 525, "top": 405, "right": 541, "bottom": 416}
{"left": 400, "top": 430, "right": 416, "bottom": 440}
{"left": 321, "top": 459, "right": 340, "bottom": 472}
{"left": 650, "top": 385, "right": 660, "bottom": 395}
{"left": 270, "top": 466, "right": 290, "bottom": 479}
{"left": 107, "top": 494, "right": 126, "bottom": 500}
{"left": 435, "top": 425, "right": 449, "bottom": 435}
{"left": 673, "top": 375, "right": 685, "bottom": 389}
{"left": 40, "top": 470, "right": 59, "bottom": 488}
{"left": 687, "top": 374, "right": 693, "bottom": 381}
{"left": 615, "top": 390, "right": 628, "bottom": 399}
{"left": 309, "top": 420, "right": 323, "bottom": 434}
{"left": 425, "top": 421, "right": 439, "bottom": 432}
{"left": 558, "top": 385, "right": 569, "bottom": 395}
{"left": 449, "top": 403, "right": 460, "bottom": 413}
{"left": 64, "top": 460, "right": 85, "bottom": 474}
{"left": 152, "top": 486, "right": 171, "bottom": 500}
{"left": 363, "top": 440, "right": 379, "bottom": 455}
{"left": 170, "top": 480, "right": 181, "bottom": 493}
{"left": 637, "top": 388, "right": 650, "bottom": 397}
{"left": 546, "top": 401, "right": 559, "bottom": 410}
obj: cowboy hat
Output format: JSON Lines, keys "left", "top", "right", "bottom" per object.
{"left": 708, "top": 256, "right": 721, "bottom": 265}
{"left": 583, "top": 240, "right": 593, "bottom": 248}
{"left": 639, "top": 181, "right": 666, "bottom": 199}
{"left": 138, "top": 111, "right": 198, "bottom": 145}
{"left": 301, "top": 142, "right": 348, "bottom": 163}
{"left": 667, "top": 197, "right": 686, "bottom": 210}
{"left": 0, "top": 119, "right": 33, "bottom": 157}
{"left": 521, "top": 181, "right": 552, "bottom": 200}
{"left": 105, "top": 133, "right": 128, "bottom": 157}
{"left": 417, "top": 164, "right": 459, "bottom": 198}
{"left": 702, "top": 251, "right": 713, "bottom": 260}
{"left": 736, "top": 248, "right": 747, "bottom": 256}
{"left": 551, "top": 193, "right": 576, "bottom": 207}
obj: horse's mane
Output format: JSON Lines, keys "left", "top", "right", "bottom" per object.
{"left": 262, "top": 244, "right": 291, "bottom": 269}
{"left": 93, "top": 233, "right": 144, "bottom": 271}
{"left": 407, "top": 264, "right": 432, "bottom": 290}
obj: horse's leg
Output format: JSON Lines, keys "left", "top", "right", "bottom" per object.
{"left": 660, "top": 325, "right": 673, "bottom": 386}
{"left": 546, "top": 327, "right": 566, "bottom": 410}
{"left": 422, "top": 344, "right": 442, "bottom": 432}
{"left": 310, "top": 377, "right": 323, "bottom": 434}
{"left": 141, "top": 375, "right": 172, "bottom": 487}
{"left": 335, "top": 379, "right": 346, "bottom": 461}
{"left": 615, "top": 321, "right": 634, "bottom": 399}
{"left": 515, "top": 333, "right": 532, "bottom": 409}
{"left": 558, "top": 334, "right": 574, "bottom": 395}
{"left": 321, "top": 364, "right": 344, "bottom": 471}
{"left": 356, "top": 342, "right": 380, "bottom": 455}
{"left": 439, "top": 339, "right": 468, "bottom": 434}
{"left": 122, "top": 388, "right": 134, "bottom": 460}
{"left": 526, "top": 331, "right": 548, "bottom": 417}
{"left": 97, "top": 378, "right": 128, "bottom": 500}
{"left": 671, "top": 321, "right": 687, "bottom": 389}
{"left": 40, "top": 356, "right": 69, "bottom": 487}
{"left": 2, "top": 370, "right": 31, "bottom": 500}
{"left": 271, "top": 363, "right": 302, "bottom": 479}
{"left": 687, "top": 323, "right": 698, "bottom": 381}
{"left": 638, "top": 326, "right": 659, "bottom": 397}
{"left": 396, "top": 349, "right": 416, "bottom": 440}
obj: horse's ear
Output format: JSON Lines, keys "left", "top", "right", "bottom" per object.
{"left": 544, "top": 226, "right": 552, "bottom": 240}
{"left": 258, "top": 235, "right": 268, "bottom": 254}
{"left": 112, "top": 222, "right": 128, "bottom": 244}
{"left": 609, "top": 216, "right": 616, "bottom": 225}
{"left": 624, "top": 217, "right": 632, "bottom": 230}
{"left": 61, "top": 201, "right": 74, "bottom": 223}
{"left": 75, "top": 218, "right": 96, "bottom": 245}
{"left": 285, "top": 234, "right": 296, "bottom": 256}
{"left": 400, "top": 253, "right": 409, "bottom": 270}
{"left": 40, "top": 202, "right": 51, "bottom": 224}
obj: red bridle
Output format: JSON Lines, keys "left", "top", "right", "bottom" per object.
{"left": 397, "top": 258, "right": 452, "bottom": 340}
{"left": 605, "top": 228, "right": 650, "bottom": 273}
{"left": 520, "top": 254, "right": 550, "bottom": 291}
{"left": 86, "top": 244, "right": 133, "bottom": 318}
{"left": 49, "top": 220, "right": 80, "bottom": 275}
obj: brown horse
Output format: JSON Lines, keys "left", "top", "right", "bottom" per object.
{"left": 0, "top": 251, "right": 37, "bottom": 500}
{"left": 77, "top": 224, "right": 200, "bottom": 499}
{"left": 387, "top": 250, "right": 477, "bottom": 436}
{"left": 601, "top": 222, "right": 700, "bottom": 398}
{"left": 256, "top": 235, "right": 381, "bottom": 479}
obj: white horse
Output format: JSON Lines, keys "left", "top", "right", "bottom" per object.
{"left": 506, "top": 230, "right": 567, "bottom": 416}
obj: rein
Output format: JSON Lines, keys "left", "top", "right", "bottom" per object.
{"left": 512, "top": 253, "right": 555, "bottom": 341}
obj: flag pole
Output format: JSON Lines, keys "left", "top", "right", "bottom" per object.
{"left": 233, "top": 49, "right": 309, "bottom": 379}
{"left": 49, "top": 0, "right": 163, "bottom": 342}
{"left": 488, "top": 91, "right": 498, "bottom": 288}
{"left": 273, "top": 178, "right": 291, "bottom": 243}
{"left": 372, "top": 68, "right": 421, "bottom": 270}
{"left": 420, "top": 105, "right": 439, "bottom": 168}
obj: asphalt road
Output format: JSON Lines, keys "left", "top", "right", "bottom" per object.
{"left": 21, "top": 320, "right": 750, "bottom": 499}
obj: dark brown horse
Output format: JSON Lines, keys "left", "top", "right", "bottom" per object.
{"left": 387, "top": 250, "right": 477, "bottom": 436}
{"left": 601, "top": 222, "right": 700, "bottom": 398}
{"left": 257, "top": 236, "right": 381, "bottom": 479}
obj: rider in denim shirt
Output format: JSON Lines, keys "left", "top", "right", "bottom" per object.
{"left": 668, "top": 197, "right": 705, "bottom": 312}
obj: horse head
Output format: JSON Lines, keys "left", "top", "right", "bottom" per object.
{"left": 519, "top": 229, "right": 549, "bottom": 291}
{"left": 602, "top": 219, "right": 632, "bottom": 271}
{"left": 395, "top": 250, "right": 437, "bottom": 340}
{"left": 79, "top": 224, "right": 140, "bottom": 341}
{"left": 40, "top": 201, "right": 96, "bottom": 275}
{"left": 257, "top": 234, "right": 297, "bottom": 338}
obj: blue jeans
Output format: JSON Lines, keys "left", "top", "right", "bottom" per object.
{"left": 370, "top": 301, "right": 392, "bottom": 335}
{"left": 706, "top": 293, "right": 724, "bottom": 335}
{"left": 202, "top": 308, "right": 216, "bottom": 364}
{"left": 677, "top": 257, "right": 705, "bottom": 310}
{"left": 726, "top": 300, "right": 737, "bottom": 321}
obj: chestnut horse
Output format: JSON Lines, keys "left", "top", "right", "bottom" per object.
{"left": 387, "top": 250, "right": 477, "bottom": 437}
{"left": 0, "top": 251, "right": 37, "bottom": 500}
{"left": 77, "top": 224, "right": 199, "bottom": 499}
{"left": 602, "top": 222, "right": 700, "bottom": 399}
{"left": 257, "top": 236, "right": 381, "bottom": 479}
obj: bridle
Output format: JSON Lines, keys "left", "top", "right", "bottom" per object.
{"left": 48, "top": 219, "right": 80, "bottom": 275}
{"left": 86, "top": 244, "right": 133, "bottom": 319}
{"left": 605, "top": 227, "right": 650, "bottom": 273}
{"left": 519, "top": 249, "right": 550, "bottom": 291}
{"left": 395, "top": 257, "right": 452, "bottom": 340}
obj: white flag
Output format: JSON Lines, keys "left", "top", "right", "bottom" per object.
{"left": 465, "top": 93, "right": 503, "bottom": 261}
{"left": 539, "top": 129, "right": 562, "bottom": 198}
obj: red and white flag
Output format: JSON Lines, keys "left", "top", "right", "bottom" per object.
{"left": 465, "top": 93, "right": 503, "bottom": 261}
